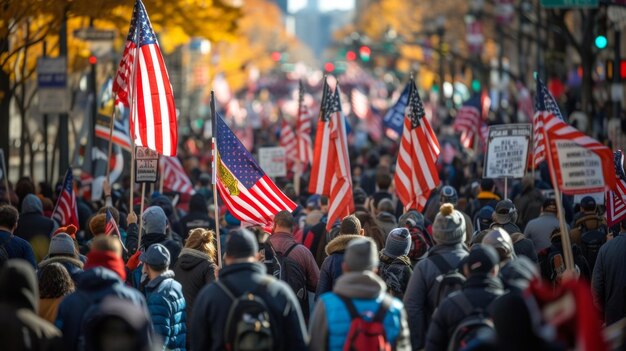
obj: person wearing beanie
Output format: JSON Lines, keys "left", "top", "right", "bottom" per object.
{"left": 437, "top": 185, "right": 474, "bottom": 246}
{"left": 38, "top": 233, "right": 84, "bottom": 283}
{"left": 425, "top": 245, "right": 505, "bottom": 351}
{"left": 14, "top": 194, "right": 58, "bottom": 261}
{"left": 513, "top": 174, "right": 545, "bottom": 231}
{"left": 403, "top": 203, "right": 469, "bottom": 350}
{"left": 378, "top": 228, "right": 413, "bottom": 299}
{"left": 490, "top": 200, "right": 538, "bottom": 263}
{"left": 309, "top": 237, "right": 411, "bottom": 351}
{"left": 376, "top": 198, "right": 398, "bottom": 238}
{"left": 524, "top": 198, "right": 561, "bottom": 253}
{"left": 190, "top": 229, "right": 307, "bottom": 351}
{"left": 55, "top": 235, "right": 148, "bottom": 351}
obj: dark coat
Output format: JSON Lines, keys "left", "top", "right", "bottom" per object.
{"left": 378, "top": 254, "right": 413, "bottom": 299}
{"left": 190, "top": 262, "right": 307, "bottom": 351}
{"left": 145, "top": 271, "right": 186, "bottom": 350}
{"left": 592, "top": 233, "right": 626, "bottom": 325}
{"left": 15, "top": 194, "right": 57, "bottom": 243}
{"left": 125, "top": 223, "right": 183, "bottom": 265}
{"left": 179, "top": 213, "right": 215, "bottom": 242}
{"left": 316, "top": 234, "right": 363, "bottom": 298}
{"left": 0, "top": 259, "right": 63, "bottom": 351}
{"left": 0, "top": 229, "right": 37, "bottom": 269}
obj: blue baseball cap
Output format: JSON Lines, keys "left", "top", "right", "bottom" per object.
{"left": 139, "top": 243, "right": 170, "bottom": 267}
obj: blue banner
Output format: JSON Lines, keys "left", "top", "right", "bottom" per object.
{"left": 383, "top": 83, "right": 410, "bottom": 136}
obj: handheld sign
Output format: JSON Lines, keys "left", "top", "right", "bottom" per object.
{"left": 134, "top": 146, "right": 159, "bottom": 183}
{"left": 258, "top": 147, "right": 286, "bottom": 178}
{"left": 483, "top": 124, "right": 531, "bottom": 179}
{"left": 552, "top": 140, "right": 605, "bottom": 194}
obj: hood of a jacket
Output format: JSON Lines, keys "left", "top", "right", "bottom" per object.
{"left": 77, "top": 267, "right": 123, "bottom": 292}
{"left": 0, "top": 260, "right": 38, "bottom": 311}
{"left": 325, "top": 234, "right": 363, "bottom": 256}
{"left": 575, "top": 213, "right": 604, "bottom": 230}
{"left": 141, "top": 232, "right": 168, "bottom": 250}
{"left": 177, "top": 248, "right": 212, "bottom": 270}
{"left": 21, "top": 194, "right": 43, "bottom": 215}
{"left": 333, "top": 271, "right": 386, "bottom": 299}
{"left": 151, "top": 195, "right": 175, "bottom": 219}
{"left": 376, "top": 212, "right": 397, "bottom": 224}
{"left": 39, "top": 255, "right": 84, "bottom": 270}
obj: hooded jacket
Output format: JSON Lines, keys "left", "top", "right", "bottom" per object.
{"left": 316, "top": 234, "right": 363, "bottom": 298}
{"left": 15, "top": 194, "right": 58, "bottom": 242}
{"left": 145, "top": 270, "right": 186, "bottom": 351}
{"left": 190, "top": 262, "right": 307, "bottom": 351}
{"left": 376, "top": 211, "right": 398, "bottom": 238}
{"left": 39, "top": 255, "right": 84, "bottom": 283}
{"left": 172, "top": 248, "right": 216, "bottom": 330}
{"left": 309, "top": 271, "right": 411, "bottom": 351}
{"left": 179, "top": 194, "right": 215, "bottom": 242}
{"left": 0, "top": 259, "right": 63, "bottom": 350}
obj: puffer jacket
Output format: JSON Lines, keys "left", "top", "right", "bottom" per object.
{"left": 38, "top": 255, "right": 84, "bottom": 283}
{"left": 172, "top": 248, "right": 216, "bottom": 331}
{"left": 316, "top": 234, "right": 363, "bottom": 298}
{"left": 309, "top": 271, "right": 411, "bottom": 351}
{"left": 425, "top": 274, "right": 505, "bottom": 351}
{"left": 145, "top": 270, "right": 186, "bottom": 351}
{"left": 403, "top": 243, "right": 468, "bottom": 350}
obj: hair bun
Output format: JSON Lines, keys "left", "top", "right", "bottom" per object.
{"left": 439, "top": 203, "right": 454, "bottom": 216}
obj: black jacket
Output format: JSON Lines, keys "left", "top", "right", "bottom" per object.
{"left": 190, "top": 262, "right": 307, "bottom": 351}
{"left": 592, "top": 233, "right": 626, "bottom": 325}
{"left": 125, "top": 223, "right": 182, "bottom": 265}
{"left": 425, "top": 274, "right": 505, "bottom": 351}
{"left": 179, "top": 213, "right": 215, "bottom": 241}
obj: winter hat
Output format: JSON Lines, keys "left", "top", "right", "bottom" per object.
{"left": 383, "top": 228, "right": 411, "bottom": 259}
{"left": 581, "top": 196, "right": 596, "bottom": 211}
{"left": 53, "top": 224, "right": 78, "bottom": 240}
{"left": 432, "top": 203, "right": 466, "bottom": 245}
{"left": 225, "top": 229, "right": 258, "bottom": 259}
{"left": 475, "top": 206, "right": 495, "bottom": 231}
{"left": 48, "top": 233, "right": 76, "bottom": 256}
{"left": 139, "top": 243, "right": 170, "bottom": 268}
{"left": 142, "top": 206, "right": 167, "bottom": 234}
{"left": 399, "top": 210, "right": 425, "bottom": 231}
{"left": 439, "top": 185, "right": 458, "bottom": 205}
{"left": 463, "top": 244, "right": 499, "bottom": 274}
{"left": 493, "top": 200, "right": 518, "bottom": 225}
{"left": 344, "top": 237, "right": 378, "bottom": 272}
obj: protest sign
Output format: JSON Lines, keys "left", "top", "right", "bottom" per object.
{"left": 552, "top": 140, "right": 605, "bottom": 194}
{"left": 258, "top": 147, "right": 286, "bottom": 178}
{"left": 483, "top": 124, "right": 531, "bottom": 179}
{"left": 134, "top": 146, "right": 159, "bottom": 183}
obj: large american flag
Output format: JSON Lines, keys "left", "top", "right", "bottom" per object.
{"left": 394, "top": 79, "right": 441, "bottom": 211}
{"left": 309, "top": 81, "right": 355, "bottom": 230}
{"left": 279, "top": 120, "right": 298, "bottom": 172}
{"left": 453, "top": 95, "right": 482, "bottom": 149}
{"left": 215, "top": 112, "right": 296, "bottom": 226}
{"left": 607, "top": 151, "right": 626, "bottom": 226}
{"left": 52, "top": 169, "right": 79, "bottom": 228}
{"left": 296, "top": 81, "right": 313, "bottom": 167}
{"left": 113, "top": 0, "right": 177, "bottom": 157}
{"left": 161, "top": 156, "right": 195, "bottom": 196}
{"left": 532, "top": 78, "right": 564, "bottom": 167}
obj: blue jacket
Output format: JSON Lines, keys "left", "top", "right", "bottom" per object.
{"left": 309, "top": 271, "right": 411, "bottom": 351}
{"left": 55, "top": 267, "right": 149, "bottom": 351}
{"left": 145, "top": 270, "right": 186, "bottom": 351}
{"left": 0, "top": 229, "right": 36, "bottom": 268}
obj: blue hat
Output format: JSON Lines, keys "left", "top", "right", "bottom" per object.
{"left": 140, "top": 243, "right": 170, "bottom": 268}
{"left": 142, "top": 206, "right": 167, "bottom": 234}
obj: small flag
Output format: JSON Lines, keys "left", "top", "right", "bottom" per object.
{"left": 105, "top": 209, "right": 121, "bottom": 236}
{"left": 296, "top": 81, "right": 313, "bottom": 167}
{"left": 161, "top": 156, "right": 195, "bottom": 196}
{"left": 52, "top": 169, "right": 79, "bottom": 229}
{"left": 279, "top": 121, "right": 298, "bottom": 173}
{"left": 533, "top": 78, "right": 565, "bottom": 167}
{"left": 453, "top": 95, "right": 482, "bottom": 149}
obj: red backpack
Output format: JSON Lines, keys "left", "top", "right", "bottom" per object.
{"left": 337, "top": 295, "right": 393, "bottom": 351}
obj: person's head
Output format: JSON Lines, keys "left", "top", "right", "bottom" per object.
{"left": 48, "top": 233, "right": 77, "bottom": 258}
{"left": 84, "top": 236, "right": 126, "bottom": 284}
{"left": 21, "top": 194, "right": 43, "bottom": 215}
{"left": 15, "top": 177, "right": 35, "bottom": 202}
{"left": 91, "top": 234, "right": 124, "bottom": 258}
{"left": 481, "top": 227, "right": 515, "bottom": 262}
{"left": 97, "top": 206, "right": 120, "bottom": 225}
{"left": 185, "top": 228, "right": 216, "bottom": 262}
{"left": 273, "top": 210, "right": 294, "bottom": 233}
{"left": 140, "top": 243, "right": 170, "bottom": 280}
{"left": 320, "top": 196, "right": 329, "bottom": 213}
{"left": 382, "top": 228, "right": 411, "bottom": 259}
{"left": 342, "top": 237, "right": 379, "bottom": 273}
{"left": 399, "top": 210, "right": 425, "bottom": 232}
{"left": 432, "top": 203, "right": 466, "bottom": 245}
{"left": 340, "top": 215, "right": 363, "bottom": 236}
{"left": 440, "top": 185, "right": 458, "bottom": 206}
{"left": 306, "top": 194, "right": 321, "bottom": 211}
{"left": 377, "top": 198, "right": 395, "bottom": 215}
{"left": 352, "top": 188, "right": 367, "bottom": 207}
{"left": 0, "top": 259, "right": 39, "bottom": 311}
{"left": 462, "top": 244, "right": 500, "bottom": 278}
{"left": 224, "top": 228, "right": 260, "bottom": 265}
{"left": 480, "top": 178, "right": 495, "bottom": 192}
{"left": 142, "top": 206, "right": 168, "bottom": 235}
{"left": 38, "top": 262, "right": 74, "bottom": 299}
{"left": 189, "top": 193, "right": 209, "bottom": 214}
{"left": 0, "top": 204, "right": 19, "bottom": 232}
{"left": 375, "top": 170, "right": 392, "bottom": 191}
{"left": 89, "top": 213, "right": 107, "bottom": 236}
{"left": 581, "top": 196, "right": 597, "bottom": 212}
{"left": 475, "top": 206, "right": 495, "bottom": 232}
{"left": 493, "top": 200, "right": 518, "bottom": 225}
{"left": 542, "top": 198, "right": 557, "bottom": 214}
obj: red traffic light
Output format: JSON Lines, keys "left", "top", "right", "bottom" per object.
{"left": 88, "top": 55, "right": 97, "bottom": 65}
{"left": 324, "top": 62, "right": 335, "bottom": 72}
{"left": 359, "top": 46, "right": 371, "bottom": 56}
{"left": 271, "top": 51, "right": 282, "bottom": 62}
{"left": 346, "top": 51, "right": 357, "bottom": 61}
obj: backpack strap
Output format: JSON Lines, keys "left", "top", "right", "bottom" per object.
{"left": 372, "top": 295, "right": 393, "bottom": 323}
{"left": 284, "top": 243, "right": 299, "bottom": 257}
{"left": 336, "top": 294, "right": 360, "bottom": 320}
{"left": 217, "top": 277, "right": 274, "bottom": 301}
{"left": 429, "top": 254, "right": 452, "bottom": 275}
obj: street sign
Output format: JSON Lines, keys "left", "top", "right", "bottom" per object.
{"left": 484, "top": 124, "right": 532, "bottom": 179}
{"left": 540, "top": 0, "right": 598, "bottom": 8}
{"left": 73, "top": 28, "right": 116, "bottom": 41}
{"left": 258, "top": 147, "right": 286, "bottom": 178}
{"left": 135, "top": 146, "right": 159, "bottom": 183}
{"left": 37, "top": 57, "right": 68, "bottom": 113}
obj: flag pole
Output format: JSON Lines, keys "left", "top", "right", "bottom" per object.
{"left": 210, "top": 91, "right": 222, "bottom": 268}
{"left": 159, "top": 159, "right": 164, "bottom": 193}
{"left": 137, "top": 182, "right": 146, "bottom": 247}
{"left": 128, "top": 7, "right": 141, "bottom": 217}
{"left": 106, "top": 100, "right": 117, "bottom": 184}
{"left": 294, "top": 80, "right": 304, "bottom": 196}
{"left": 0, "top": 149, "right": 9, "bottom": 203}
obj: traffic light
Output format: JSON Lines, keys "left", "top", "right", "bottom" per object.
{"left": 271, "top": 51, "right": 282, "bottom": 62}
{"left": 471, "top": 79, "right": 481, "bottom": 92}
{"left": 88, "top": 55, "right": 97, "bottom": 65}
{"left": 605, "top": 60, "right": 626, "bottom": 81}
{"left": 324, "top": 62, "right": 335, "bottom": 73}
{"left": 346, "top": 50, "right": 357, "bottom": 61}
{"left": 359, "top": 45, "right": 371, "bottom": 62}
{"left": 595, "top": 35, "right": 608, "bottom": 50}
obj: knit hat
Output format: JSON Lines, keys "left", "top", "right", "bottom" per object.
{"left": 139, "top": 243, "right": 170, "bottom": 268}
{"left": 344, "top": 237, "right": 378, "bottom": 272}
{"left": 493, "top": 200, "right": 518, "bottom": 225}
{"left": 48, "top": 233, "right": 76, "bottom": 256}
{"left": 475, "top": 206, "right": 495, "bottom": 231}
{"left": 225, "top": 229, "right": 258, "bottom": 259}
{"left": 142, "top": 206, "right": 167, "bottom": 234}
{"left": 432, "top": 203, "right": 466, "bottom": 245}
{"left": 383, "top": 228, "right": 411, "bottom": 259}
{"left": 440, "top": 186, "right": 458, "bottom": 205}
{"left": 53, "top": 224, "right": 78, "bottom": 240}
{"left": 399, "top": 210, "right": 425, "bottom": 231}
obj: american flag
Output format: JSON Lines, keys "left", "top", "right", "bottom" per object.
{"left": 162, "top": 156, "right": 195, "bottom": 196}
{"left": 105, "top": 209, "right": 121, "bottom": 237}
{"left": 351, "top": 88, "right": 370, "bottom": 120}
{"left": 607, "top": 151, "right": 626, "bottom": 226}
{"left": 215, "top": 112, "right": 296, "bottom": 226}
{"left": 113, "top": 0, "right": 177, "bottom": 157}
{"left": 296, "top": 81, "right": 313, "bottom": 167}
{"left": 279, "top": 120, "right": 297, "bottom": 172}
{"left": 52, "top": 169, "right": 79, "bottom": 228}
{"left": 309, "top": 81, "right": 355, "bottom": 230}
{"left": 394, "top": 79, "right": 441, "bottom": 211}
{"left": 533, "top": 78, "right": 564, "bottom": 167}
{"left": 453, "top": 95, "right": 482, "bottom": 149}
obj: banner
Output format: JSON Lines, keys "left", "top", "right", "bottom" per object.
{"left": 483, "top": 124, "right": 531, "bottom": 179}
{"left": 553, "top": 140, "right": 605, "bottom": 194}
{"left": 258, "top": 147, "right": 286, "bottom": 178}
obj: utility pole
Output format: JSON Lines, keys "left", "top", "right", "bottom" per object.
{"left": 614, "top": 28, "right": 622, "bottom": 124}
{"left": 42, "top": 41, "right": 49, "bottom": 185}
{"left": 58, "top": 10, "right": 69, "bottom": 179}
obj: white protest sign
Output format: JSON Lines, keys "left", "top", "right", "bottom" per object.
{"left": 483, "top": 124, "right": 531, "bottom": 179}
{"left": 258, "top": 147, "right": 286, "bottom": 178}
{"left": 134, "top": 146, "right": 159, "bottom": 183}
{"left": 553, "top": 140, "right": 604, "bottom": 194}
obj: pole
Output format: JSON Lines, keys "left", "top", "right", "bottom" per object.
{"left": 210, "top": 91, "right": 222, "bottom": 268}
{"left": 137, "top": 183, "right": 146, "bottom": 247}
{"left": 504, "top": 177, "right": 508, "bottom": 200}
{"left": 128, "top": 13, "right": 141, "bottom": 215}
{"left": 535, "top": 0, "right": 543, "bottom": 81}
{"left": 106, "top": 108, "right": 116, "bottom": 183}
{"left": 130, "top": 144, "right": 136, "bottom": 213}
{"left": 43, "top": 41, "right": 49, "bottom": 185}
{"left": 58, "top": 12, "right": 69, "bottom": 179}
{"left": 497, "top": 28, "right": 504, "bottom": 118}
{"left": 159, "top": 161, "right": 164, "bottom": 193}
{"left": 614, "top": 29, "right": 622, "bottom": 123}
{"left": 1, "top": 149, "right": 9, "bottom": 203}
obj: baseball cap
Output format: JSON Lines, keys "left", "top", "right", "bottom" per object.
{"left": 139, "top": 243, "right": 170, "bottom": 268}
{"left": 463, "top": 244, "right": 499, "bottom": 274}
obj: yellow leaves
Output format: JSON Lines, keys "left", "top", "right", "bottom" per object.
{"left": 358, "top": 0, "right": 423, "bottom": 42}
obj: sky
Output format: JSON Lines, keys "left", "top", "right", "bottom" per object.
{"left": 288, "top": 0, "right": 355, "bottom": 12}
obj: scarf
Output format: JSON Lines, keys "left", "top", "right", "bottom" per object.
{"left": 85, "top": 250, "right": 127, "bottom": 281}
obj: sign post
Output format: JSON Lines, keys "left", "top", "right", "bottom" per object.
{"left": 134, "top": 146, "right": 159, "bottom": 244}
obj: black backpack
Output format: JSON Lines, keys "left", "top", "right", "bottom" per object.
{"left": 218, "top": 278, "right": 275, "bottom": 351}
{"left": 265, "top": 242, "right": 309, "bottom": 320}
{"left": 378, "top": 260, "right": 412, "bottom": 299}
{"left": 430, "top": 254, "right": 466, "bottom": 308}
{"left": 447, "top": 294, "right": 495, "bottom": 351}
{"left": 580, "top": 229, "right": 605, "bottom": 271}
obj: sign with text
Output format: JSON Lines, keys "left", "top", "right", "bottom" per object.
{"left": 37, "top": 57, "right": 68, "bottom": 113}
{"left": 258, "top": 147, "right": 286, "bottom": 178}
{"left": 484, "top": 124, "right": 531, "bottom": 179}
{"left": 553, "top": 140, "right": 604, "bottom": 194}
{"left": 134, "top": 146, "right": 159, "bottom": 183}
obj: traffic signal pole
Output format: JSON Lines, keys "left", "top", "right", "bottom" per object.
{"left": 614, "top": 29, "right": 621, "bottom": 123}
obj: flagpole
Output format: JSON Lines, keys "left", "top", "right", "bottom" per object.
{"left": 504, "top": 177, "right": 508, "bottom": 200}
{"left": 294, "top": 80, "right": 304, "bottom": 196}
{"left": 159, "top": 160, "right": 164, "bottom": 193}
{"left": 137, "top": 182, "right": 146, "bottom": 247}
{"left": 0, "top": 149, "right": 9, "bottom": 203}
{"left": 106, "top": 99, "right": 117, "bottom": 184}
{"left": 129, "top": 5, "right": 141, "bottom": 217}
{"left": 210, "top": 91, "right": 222, "bottom": 268}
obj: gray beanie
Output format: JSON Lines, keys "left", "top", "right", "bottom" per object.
{"left": 344, "top": 237, "right": 379, "bottom": 272}
{"left": 383, "top": 228, "right": 411, "bottom": 259}
{"left": 142, "top": 206, "right": 167, "bottom": 234}
{"left": 432, "top": 203, "right": 466, "bottom": 245}
{"left": 49, "top": 233, "right": 76, "bottom": 256}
